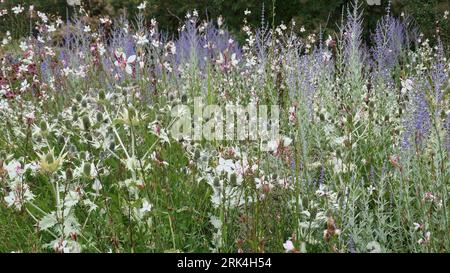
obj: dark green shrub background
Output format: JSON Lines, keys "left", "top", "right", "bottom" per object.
{"left": 1, "top": 0, "right": 449, "bottom": 43}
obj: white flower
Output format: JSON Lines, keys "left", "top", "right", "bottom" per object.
{"left": 217, "top": 16, "right": 224, "bottom": 27}
{"left": 137, "top": 1, "right": 147, "bottom": 10}
{"left": 283, "top": 239, "right": 295, "bottom": 252}
{"left": 165, "top": 41, "right": 176, "bottom": 55}
{"left": 51, "top": 239, "right": 81, "bottom": 253}
{"left": 151, "top": 39, "right": 160, "bottom": 48}
{"left": 418, "top": 232, "right": 431, "bottom": 245}
{"left": 4, "top": 184, "right": 34, "bottom": 210}
{"left": 230, "top": 53, "right": 239, "bottom": 67}
{"left": 100, "top": 17, "right": 112, "bottom": 25}
{"left": 37, "top": 36, "right": 45, "bottom": 44}
{"left": 5, "top": 160, "right": 24, "bottom": 180}
{"left": 134, "top": 33, "right": 149, "bottom": 46}
{"left": 47, "top": 24, "right": 56, "bottom": 33}
{"left": 4, "top": 191, "right": 17, "bottom": 208}
{"left": 20, "top": 79, "right": 30, "bottom": 92}
{"left": 114, "top": 50, "right": 136, "bottom": 75}
{"left": 266, "top": 140, "right": 278, "bottom": 152}
{"left": 244, "top": 9, "right": 251, "bottom": 15}
{"left": 98, "top": 43, "right": 106, "bottom": 56}
{"left": 163, "top": 61, "right": 172, "bottom": 72}
{"left": 2, "top": 37, "right": 10, "bottom": 46}
{"left": 19, "top": 64, "right": 28, "bottom": 74}
{"left": 322, "top": 51, "right": 332, "bottom": 62}
{"left": 24, "top": 112, "right": 35, "bottom": 123}
{"left": 413, "top": 222, "right": 422, "bottom": 231}
{"left": 216, "top": 53, "right": 225, "bottom": 65}
{"left": 401, "top": 78, "right": 413, "bottom": 94}
{"left": 83, "top": 199, "right": 98, "bottom": 212}
{"left": 245, "top": 56, "right": 256, "bottom": 67}
{"left": 83, "top": 25, "right": 91, "bottom": 33}
{"left": 37, "top": 12, "right": 48, "bottom": 23}
{"left": 19, "top": 41, "right": 28, "bottom": 51}
{"left": 140, "top": 199, "right": 153, "bottom": 215}
{"left": 325, "top": 35, "right": 334, "bottom": 47}
{"left": 92, "top": 179, "right": 102, "bottom": 192}
{"left": 216, "top": 157, "right": 234, "bottom": 175}
{"left": 12, "top": 5, "right": 24, "bottom": 15}
{"left": 209, "top": 215, "right": 222, "bottom": 229}
{"left": 283, "top": 137, "right": 292, "bottom": 147}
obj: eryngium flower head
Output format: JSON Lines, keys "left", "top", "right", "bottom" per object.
{"left": 38, "top": 148, "right": 67, "bottom": 174}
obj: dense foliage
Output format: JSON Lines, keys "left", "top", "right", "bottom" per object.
{"left": 0, "top": 1, "right": 449, "bottom": 253}
{"left": 1, "top": 0, "right": 449, "bottom": 43}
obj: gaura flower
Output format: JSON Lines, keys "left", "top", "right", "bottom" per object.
{"left": 137, "top": 1, "right": 147, "bottom": 10}
{"left": 283, "top": 238, "right": 299, "bottom": 253}
{"left": 140, "top": 199, "right": 153, "bottom": 214}
{"left": 134, "top": 32, "right": 149, "bottom": 46}
{"left": 12, "top": 5, "right": 25, "bottom": 15}
{"left": 114, "top": 49, "right": 136, "bottom": 75}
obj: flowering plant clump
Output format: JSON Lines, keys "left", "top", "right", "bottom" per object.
{"left": 0, "top": 1, "right": 449, "bottom": 253}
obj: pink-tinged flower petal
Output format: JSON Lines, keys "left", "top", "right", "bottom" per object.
{"left": 283, "top": 239, "right": 295, "bottom": 252}
{"left": 127, "top": 55, "right": 136, "bottom": 64}
{"left": 125, "top": 65, "right": 133, "bottom": 75}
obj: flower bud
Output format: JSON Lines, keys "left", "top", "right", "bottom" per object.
{"left": 82, "top": 116, "right": 91, "bottom": 131}
{"left": 96, "top": 112, "right": 104, "bottom": 123}
{"left": 83, "top": 163, "right": 91, "bottom": 177}
{"left": 229, "top": 173, "right": 237, "bottom": 186}
{"left": 213, "top": 177, "right": 221, "bottom": 188}
{"left": 98, "top": 90, "right": 106, "bottom": 100}
{"left": 64, "top": 120, "right": 72, "bottom": 129}
{"left": 319, "top": 113, "right": 325, "bottom": 122}
{"left": 45, "top": 152, "right": 55, "bottom": 164}
{"left": 58, "top": 135, "right": 65, "bottom": 145}
{"left": 181, "top": 94, "right": 187, "bottom": 103}
{"left": 66, "top": 168, "right": 73, "bottom": 180}
{"left": 193, "top": 149, "right": 201, "bottom": 161}
{"left": 109, "top": 141, "right": 116, "bottom": 151}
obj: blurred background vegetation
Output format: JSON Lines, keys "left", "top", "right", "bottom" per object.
{"left": 1, "top": 0, "right": 449, "bottom": 43}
